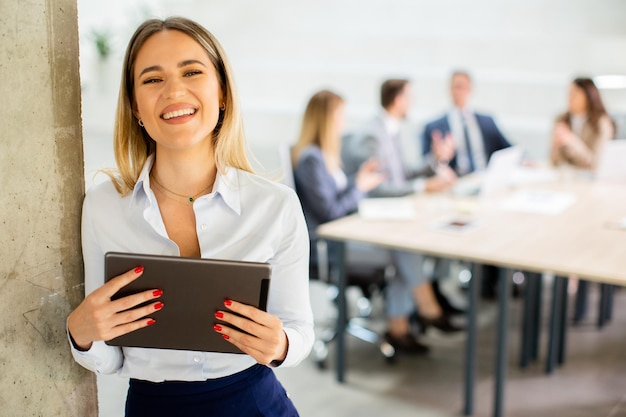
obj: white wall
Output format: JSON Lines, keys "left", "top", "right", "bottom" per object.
{"left": 79, "top": 0, "right": 626, "bottom": 177}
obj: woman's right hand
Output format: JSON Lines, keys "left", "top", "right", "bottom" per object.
{"left": 67, "top": 266, "right": 163, "bottom": 351}
{"left": 355, "top": 159, "right": 386, "bottom": 192}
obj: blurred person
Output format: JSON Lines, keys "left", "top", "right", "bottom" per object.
{"left": 550, "top": 77, "right": 615, "bottom": 170}
{"left": 67, "top": 17, "right": 313, "bottom": 417}
{"left": 339, "top": 81, "right": 464, "bottom": 346}
{"left": 343, "top": 79, "right": 457, "bottom": 195}
{"left": 421, "top": 70, "right": 512, "bottom": 299}
{"left": 421, "top": 70, "right": 511, "bottom": 176}
{"left": 550, "top": 77, "right": 616, "bottom": 317}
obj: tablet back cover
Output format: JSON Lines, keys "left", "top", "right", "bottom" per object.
{"left": 104, "top": 252, "right": 271, "bottom": 353}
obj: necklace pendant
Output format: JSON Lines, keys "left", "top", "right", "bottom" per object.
{"left": 189, "top": 197, "right": 194, "bottom": 203}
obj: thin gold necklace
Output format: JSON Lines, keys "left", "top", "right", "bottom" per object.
{"left": 150, "top": 174, "right": 212, "bottom": 204}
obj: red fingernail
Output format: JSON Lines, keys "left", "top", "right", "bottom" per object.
{"left": 147, "top": 319, "right": 156, "bottom": 326}
{"left": 152, "top": 289, "right": 163, "bottom": 297}
{"left": 215, "top": 311, "right": 224, "bottom": 319}
{"left": 213, "top": 324, "right": 222, "bottom": 332}
{"left": 154, "top": 302, "right": 164, "bottom": 310}
{"left": 224, "top": 299, "right": 232, "bottom": 307}
{"left": 222, "top": 334, "right": 230, "bottom": 340}
{"left": 134, "top": 266, "right": 144, "bottom": 274}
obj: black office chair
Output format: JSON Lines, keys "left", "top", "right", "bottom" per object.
{"left": 310, "top": 239, "right": 397, "bottom": 369}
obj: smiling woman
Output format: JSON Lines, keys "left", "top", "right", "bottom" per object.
{"left": 67, "top": 17, "right": 313, "bottom": 417}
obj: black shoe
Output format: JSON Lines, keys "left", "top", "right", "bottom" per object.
{"left": 383, "top": 332, "right": 430, "bottom": 355}
{"left": 432, "top": 280, "right": 466, "bottom": 316}
{"left": 416, "top": 313, "right": 465, "bottom": 334}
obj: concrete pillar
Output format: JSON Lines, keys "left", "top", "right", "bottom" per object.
{"left": 0, "top": 1, "right": 97, "bottom": 416}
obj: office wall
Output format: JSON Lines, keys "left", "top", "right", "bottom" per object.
{"left": 0, "top": 1, "right": 96, "bottom": 416}
{"left": 78, "top": 0, "right": 626, "bottom": 177}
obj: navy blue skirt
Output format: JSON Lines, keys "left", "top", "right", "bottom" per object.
{"left": 125, "top": 364, "right": 299, "bottom": 417}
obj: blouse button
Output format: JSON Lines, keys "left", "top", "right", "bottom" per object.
{"left": 193, "top": 356, "right": 201, "bottom": 363}
{"left": 200, "top": 224, "right": 208, "bottom": 231}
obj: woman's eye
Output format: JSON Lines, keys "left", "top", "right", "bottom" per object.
{"left": 184, "top": 70, "right": 202, "bottom": 77}
{"left": 142, "top": 78, "right": 161, "bottom": 85}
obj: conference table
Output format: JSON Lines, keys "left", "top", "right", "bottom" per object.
{"left": 316, "top": 170, "right": 626, "bottom": 417}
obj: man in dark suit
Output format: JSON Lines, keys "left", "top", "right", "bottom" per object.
{"left": 421, "top": 70, "right": 511, "bottom": 299}
{"left": 421, "top": 70, "right": 510, "bottom": 176}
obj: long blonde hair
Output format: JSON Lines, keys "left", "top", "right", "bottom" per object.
{"left": 291, "top": 90, "right": 344, "bottom": 172}
{"left": 109, "top": 17, "right": 253, "bottom": 195}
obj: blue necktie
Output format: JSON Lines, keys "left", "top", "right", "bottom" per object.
{"left": 462, "top": 115, "right": 475, "bottom": 173}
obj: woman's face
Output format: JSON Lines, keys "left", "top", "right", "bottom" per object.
{"left": 332, "top": 102, "right": 345, "bottom": 138}
{"left": 568, "top": 83, "right": 588, "bottom": 115}
{"left": 133, "top": 29, "right": 223, "bottom": 153}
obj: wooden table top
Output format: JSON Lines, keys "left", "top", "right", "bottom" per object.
{"left": 317, "top": 177, "right": 626, "bottom": 285}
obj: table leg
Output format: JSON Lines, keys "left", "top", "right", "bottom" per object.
{"left": 557, "top": 277, "right": 568, "bottom": 366}
{"left": 494, "top": 269, "right": 511, "bottom": 417}
{"left": 334, "top": 241, "right": 347, "bottom": 383}
{"left": 520, "top": 271, "right": 537, "bottom": 369}
{"left": 573, "top": 279, "right": 589, "bottom": 325}
{"left": 530, "top": 273, "right": 542, "bottom": 362}
{"left": 606, "top": 285, "right": 614, "bottom": 322}
{"left": 463, "top": 263, "right": 481, "bottom": 415}
{"left": 598, "top": 284, "right": 612, "bottom": 329}
{"left": 546, "top": 275, "right": 565, "bottom": 374}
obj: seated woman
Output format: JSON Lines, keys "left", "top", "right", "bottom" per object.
{"left": 292, "top": 90, "right": 460, "bottom": 355}
{"left": 550, "top": 77, "right": 615, "bottom": 170}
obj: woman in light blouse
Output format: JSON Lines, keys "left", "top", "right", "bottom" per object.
{"left": 550, "top": 77, "right": 615, "bottom": 170}
{"left": 67, "top": 17, "right": 313, "bottom": 417}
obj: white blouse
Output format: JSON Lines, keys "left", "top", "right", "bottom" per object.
{"left": 70, "top": 154, "right": 314, "bottom": 382}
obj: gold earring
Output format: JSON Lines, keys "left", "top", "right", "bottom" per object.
{"left": 220, "top": 103, "right": 225, "bottom": 111}
{"left": 138, "top": 119, "right": 144, "bottom": 127}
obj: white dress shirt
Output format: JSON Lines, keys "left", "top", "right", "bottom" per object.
{"left": 70, "top": 154, "right": 314, "bottom": 382}
{"left": 447, "top": 107, "right": 487, "bottom": 174}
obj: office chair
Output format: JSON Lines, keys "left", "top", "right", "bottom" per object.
{"left": 310, "top": 239, "right": 397, "bottom": 369}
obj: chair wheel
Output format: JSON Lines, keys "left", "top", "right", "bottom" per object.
{"left": 313, "top": 340, "right": 329, "bottom": 370}
{"left": 380, "top": 341, "right": 396, "bottom": 363}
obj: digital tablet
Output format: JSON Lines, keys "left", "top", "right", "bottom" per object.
{"left": 104, "top": 251, "right": 271, "bottom": 354}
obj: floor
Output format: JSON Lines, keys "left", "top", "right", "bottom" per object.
{"left": 98, "top": 278, "right": 626, "bottom": 417}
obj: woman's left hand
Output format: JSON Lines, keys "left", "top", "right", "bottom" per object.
{"left": 214, "top": 300, "right": 288, "bottom": 365}
{"left": 552, "top": 122, "right": 572, "bottom": 148}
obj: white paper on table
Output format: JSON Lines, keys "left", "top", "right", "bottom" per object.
{"left": 510, "top": 166, "right": 559, "bottom": 186}
{"left": 358, "top": 198, "right": 416, "bottom": 220}
{"left": 499, "top": 190, "right": 576, "bottom": 215}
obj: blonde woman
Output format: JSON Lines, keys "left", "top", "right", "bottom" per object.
{"left": 291, "top": 89, "right": 384, "bottom": 258}
{"left": 67, "top": 17, "right": 313, "bottom": 416}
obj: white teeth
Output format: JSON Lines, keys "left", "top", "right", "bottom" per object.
{"left": 162, "top": 108, "right": 196, "bottom": 120}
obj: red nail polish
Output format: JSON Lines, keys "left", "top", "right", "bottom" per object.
{"left": 213, "top": 324, "right": 222, "bottom": 332}
{"left": 147, "top": 319, "right": 156, "bottom": 326}
{"left": 134, "top": 266, "right": 144, "bottom": 274}
{"left": 224, "top": 299, "right": 232, "bottom": 307}
{"left": 154, "top": 302, "right": 164, "bottom": 310}
{"left": 222, "top": 334, "right": 230, "bottom": 340}
{"left": 215, "top": 311, "right": 224, "bottom": 319}
{"left": 152, "top": 289, "right": 163, "bottom": 297}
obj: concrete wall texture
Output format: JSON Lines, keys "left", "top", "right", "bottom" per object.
{"left": 0, "top": 1, "right": 96, "bottom": 416}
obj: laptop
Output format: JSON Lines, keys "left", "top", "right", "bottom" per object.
{"left": 452, "top": 146, "right": 524, "bottom": 198}
{"left": 104, "top": 252, "right": 271, "bottom": 353}
{"left": 596, "top": 139, "right": 626, "bottom": 183}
